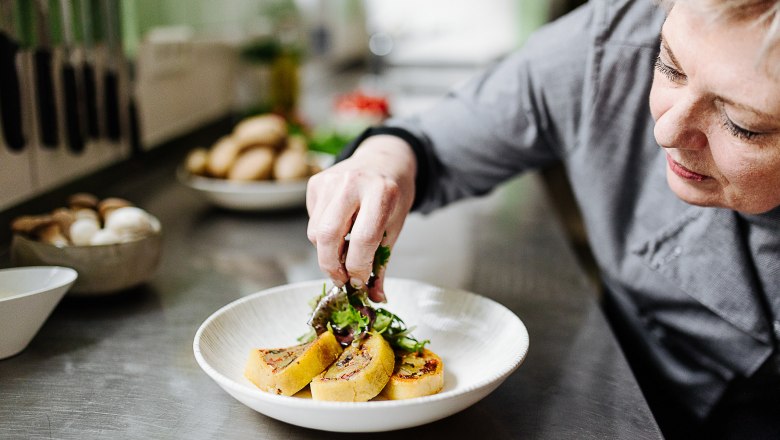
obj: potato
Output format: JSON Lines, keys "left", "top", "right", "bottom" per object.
{"left": 285, "top": 134, "right": 308, "bottom": 152}
{"left": 273, "top": 149, "right": 309, "bottom": 182}
{"left": 206, "top": 136, "right": 242, "bottom": 178}
{"left": 227, "top": 148, "right": 275, "bottom": 181}
{"left": 185, "top": 147, "right": 209, "bottom": 176}
{"left": 232, "top": 114, "right": 287, "bottom": 150}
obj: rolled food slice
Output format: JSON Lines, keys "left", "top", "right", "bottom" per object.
{"left": 310, "top": 334, "right": 395, "bottom": 402}
{"left": 381, "top": 349, "right": 444, "bottom": 400}
{"left": 244, "top": 331, "right": 342, "bottom": 396}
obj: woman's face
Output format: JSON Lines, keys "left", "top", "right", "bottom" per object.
{"left": 649, "top": 2, "right": 780, "bottom": 214}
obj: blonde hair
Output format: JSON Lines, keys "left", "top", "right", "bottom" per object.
{"left": 662, "top": 0, "right": 780, "bottom": 76}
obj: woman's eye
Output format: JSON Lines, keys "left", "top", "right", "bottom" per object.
{"left": 722, "top": 116, "right": 761, "bottom": 141}
{"left": 654, "top": 55, "right": 687, "bottom": 84}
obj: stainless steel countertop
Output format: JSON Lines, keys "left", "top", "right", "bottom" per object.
{"left": 0, "top": 151, "right": 662, "bottom": 439}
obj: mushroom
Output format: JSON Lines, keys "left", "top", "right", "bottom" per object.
{"left": 98, "top": 197, "right": 133, "bottom": 222}
{"left": 37, "top": 223, "right": 69, "bottom": 247}
{"left": 51, "top": 208, "right": 77, "bottom": 242}
{"left": 104, "top": 206, "right": 155, "bottom": 241}
{"left": 70, "top": 218, "right": 100, "bottom": 246}
{"left": 68, "top": 192, "right": 99, "bottom": 211}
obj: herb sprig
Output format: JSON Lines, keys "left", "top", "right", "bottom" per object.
{"left": 302, "top": 242, "right": 429, "bottom": 352}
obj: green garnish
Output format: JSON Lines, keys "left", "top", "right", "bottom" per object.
{"left": 307, "top": 131, "right": 353, "bottom": 155}
{"left": 372, "top": 243, "right": 391, "bottom": 277}
{"left": 308, "top": 284, "right": 327, "bottom": 309}
{"left": 331, "top": 302, "right": 370, "bottom": 332}
{"left": 304, "top": 239, "right": 430, "bottom": 352}
{"left": 373, "top": 308, "right": 429, "bottom": 353}
{"left": 297, "top": 328, "right": 315, "bottom": 343}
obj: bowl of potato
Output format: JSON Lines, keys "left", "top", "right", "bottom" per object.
{"left": 178, "top": 114, "right": 331, "bottom": 211}
{"left": 10, "top": 194, "right": 162, "bottom": 296}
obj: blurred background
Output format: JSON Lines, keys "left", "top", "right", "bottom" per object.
{"left": 0, "top": 0, "right": 585, "bottom": 212}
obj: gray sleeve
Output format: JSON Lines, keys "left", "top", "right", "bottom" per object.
{"left": 386, "top": 2, "right": 599, "bottom": 213}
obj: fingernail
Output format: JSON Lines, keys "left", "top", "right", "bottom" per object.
{"left": 332, "top": 278, "right": 344, "bottom": 288}
{"left": 350, "top": 277, "right": 364, "bottom": 289}
{"left": 375, "top": 289, "right": 387, "bottom": 303}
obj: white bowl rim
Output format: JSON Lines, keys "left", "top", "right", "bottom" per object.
{"left": 0, "top": 266, "right": 78, "bottom": 302}
{"left": 193, "top": 278, "right": 530, "bottom": 410}
{"left": 12, "top": 230, "right": 162, "bottom": 250}
{"left": 177, "top": 166, "right": 309, "bottom": 194}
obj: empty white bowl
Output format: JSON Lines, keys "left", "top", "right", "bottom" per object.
{"left": 0, "top": 266, "right": 77, "bottom": 360}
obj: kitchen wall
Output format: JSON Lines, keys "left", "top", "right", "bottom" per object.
{"left": 129, "top": 0, "right": 369, "bottom": 148}
{"left": 0, "top": 0, "right": 566, "bottom": 212}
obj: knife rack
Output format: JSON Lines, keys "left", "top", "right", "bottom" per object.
{"left": 0, "top": 0, "right": 133, "bottom": 212}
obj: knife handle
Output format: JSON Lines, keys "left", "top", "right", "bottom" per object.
{"left": 34, "top": 48, "right": 59, "bottom": 148}
{"left": 129, "top": 96, "right": 141, "bottom": 155}
{"left": 82, "top": 62, "right": 99, "bottom": 139}
{"left": 105, "top": 70, "right": 120, "bottom": 141}
{"left": 0, "top": 32, "right": 26, "bottom": 151}
{"left": 104, "top": 69, "right": 120, "bottom": 141}
{"left": 62, "top": 63, "right": 84, "bottom": 153}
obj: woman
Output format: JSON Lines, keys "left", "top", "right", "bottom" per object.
{"left": 306, "top": 0, "right": 780, "bottom": 437}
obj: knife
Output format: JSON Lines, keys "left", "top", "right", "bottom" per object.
{"left": 128, "top": 62, "right": 141, "bottom": 155}
{"left": 79, "top": 0, "right": 98, "bottom": 139}
{"left": 0, "top": 0, "right": 26, "bottom": 151}
{"left": 32, "top": 0, "right": 58, "bottom": 148}
{"left": 58, "top": 0, "right": 84, "bottom": 153}
{"left": 101, "top": 0, "right": 120, "bottom": 142}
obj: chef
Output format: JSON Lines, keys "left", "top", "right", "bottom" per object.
{"left": 305, "top": 0, "right": 780, "bottom": 437}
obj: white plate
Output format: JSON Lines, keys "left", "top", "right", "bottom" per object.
{"left": 177, "top": 167, "right": 309, "bottom": 211}
{"left": 193, "top": 278, "right": 529, "bottom": 432}
{"left": 177, "top": 152, "right": 334, "bottom": 211}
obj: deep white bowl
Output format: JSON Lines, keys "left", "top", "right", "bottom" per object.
{"left": 10, "top": 232, "right": 162, "bottom": 296}
{"left": 0, "top": 266, "right": 77, "bottom": 359}
{"left": 194, "top": 278, "right": 529, "bottom": 432}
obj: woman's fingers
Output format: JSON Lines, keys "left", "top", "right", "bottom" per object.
{"left": 368, "top": 266, "right": 387, "bottom": 303}
{"left": 307, "top": 170, "right": 358, "bottom": 286}
{"left": 344, "top": 177, "right": 399, "bottom": 289}
{"left": 307, "top": 134, "right": 418, "bottom": 297}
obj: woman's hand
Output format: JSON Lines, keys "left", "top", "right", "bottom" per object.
{"left": 306, "top": 135, "right": 417, "bottom": 302}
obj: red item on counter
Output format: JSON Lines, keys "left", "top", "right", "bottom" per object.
{"left": 334, "top": 91, "right": 390, "bottom": 118}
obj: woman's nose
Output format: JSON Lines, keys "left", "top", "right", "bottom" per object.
{"left": 653, "top": 99, "right": 709, "bottom": 151}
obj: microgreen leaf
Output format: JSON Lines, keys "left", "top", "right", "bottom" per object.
{"left": 304, "top": 244, "right": 429, "bottom": 351}
{"left": 372, "top": 243, "right": 391, "bottom": 276}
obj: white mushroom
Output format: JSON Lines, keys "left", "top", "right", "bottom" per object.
{"left": 104, "top": 206, "right": 155, "bottom": 241}
{"left": 70, "top": 218, "right": 100, "bottom": 246}
{"left": 90, "top": 228, "right": 121, "bottom": 245}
